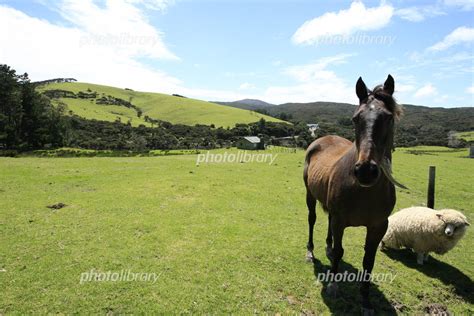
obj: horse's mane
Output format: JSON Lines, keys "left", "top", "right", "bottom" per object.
{"left": 370, "top": 85, "right": 403, "bottom": 120}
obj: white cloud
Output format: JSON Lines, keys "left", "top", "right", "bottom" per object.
{"left": 53, "top": 0, "right": 178, "bottom": 60}
{"left": 271, "top": 60, "right": 282, "bottom": 67}
{"left": 292, "top": 1, "right": 394, "bottom": 45}
{"left": 428, "top": 26, "right": 474, "bottom": 51}
{"left": 0, "top": 2, "right": 181, "bottom": 93}
{"left": 395, "top": 5, "right": 445, "bottom": 22}
{"left": 184, "top": 55, "right": 358, "bottom": 104}
{"left": 239, "top": 82, "right": 256, "bottom": 90}
{"left": 396, "top": 83, "right": 416, "bottom": 93}
{"left": 284, "top": 54, "right": 352, "bottom": 82}
{"left": 259, "top": 54, "right": 356, "bottom": 104}
{"left": 443, "top": 0, "right": 474, "bottom": 10}
{"left": 414, "top": 84, "right": 438, "bottom": 98}
{"left": 467, "top": 85, "right": 474, "bottom": 93}
{"left": 125, "top": 0, "right": 175, "bottom": 11}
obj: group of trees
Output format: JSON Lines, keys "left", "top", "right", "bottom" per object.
{"left": 256, "top": 101, "right": 473, "bottom": 148}
{"left": 62, "top": 116, "right": 309, "bottom": 151}
{"left": 0, "top": 64, "right": 307, "bottom": 152}
{"left": 0, "top": 65, "right": 66, "bottom": 150}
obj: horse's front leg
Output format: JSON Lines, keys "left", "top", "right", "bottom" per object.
{"left": 306, "top": 190, "right": 317, "bottom": 262}
{"left": 360, "top": 220, "right": 388, "bottom": 315}
{"left": 326, "top": 216, "right": 344, "bottom": 297}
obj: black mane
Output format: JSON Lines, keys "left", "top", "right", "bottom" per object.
{"left": 369, "top": 84, "right": 402, "bottom": 119}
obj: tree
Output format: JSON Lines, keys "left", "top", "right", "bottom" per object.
{"left": 0, "top": 64, "right": 66, "bottom": 150}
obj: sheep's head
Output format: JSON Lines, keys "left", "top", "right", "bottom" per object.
{"left": 436, "top": 209, "right": 470, "bottom": 239}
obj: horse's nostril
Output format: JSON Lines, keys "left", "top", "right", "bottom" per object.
{"left": 354, "top": 163, "right": 362, "bottom": 177}
{"left": 369, "top": 163, "right": 379, "bottom": 177}
{"left": 354, "top": 163, "right": 362, "bottom": 171}
{"left": 354, "top": 161, "right": 380, "bottom": 186}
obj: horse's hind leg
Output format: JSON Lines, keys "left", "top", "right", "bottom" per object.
{"left": 306, "top": 190, "right": 317, "bottom": 262}
{"left": 325, "top": 215, "right": 333, "bottom": 261}
{"left": 326, "top": 217, "right": 344, "bottom": 298}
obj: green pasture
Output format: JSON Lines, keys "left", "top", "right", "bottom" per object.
{"left": 456, "top": 131, "right": 474, "bottom": 142}
{"left": 0, "top": 146, "right": 472, "bottom": 314}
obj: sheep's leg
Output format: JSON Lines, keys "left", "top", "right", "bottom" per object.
{"left": 416, "top": 253, "right": 424, "bottom": 265}
{"left": 360, "top": 220, "right": 388, "bottom": 314}
{"left": 326, "top": 217, "right": 344, "bottom": 298}
{"left": 306, "top": 190, "right": 317, "bottom": 262}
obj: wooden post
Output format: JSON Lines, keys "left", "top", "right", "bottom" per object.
{"left": 427, "top": 166, "right": 436, "bottom": 209}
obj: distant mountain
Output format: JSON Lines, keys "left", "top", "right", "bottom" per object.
{"left": 265, "top": 101, "right": 473, "bottom": 128}
{"left": 266, "top": 101, "right": 354, "bottom": 123}
{"left": 215, "top": 99, "right": 275, "bottom": 110}
{"left": 218, "top": 99, "right": 474, "bottom": 146}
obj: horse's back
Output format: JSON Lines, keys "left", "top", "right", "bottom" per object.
{"left": 305, "top": 135, "right": 352, "bottom": 167}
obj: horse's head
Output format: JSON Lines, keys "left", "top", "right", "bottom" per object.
{"left": 352, "top": 75, "right": 402, "bottom": 187}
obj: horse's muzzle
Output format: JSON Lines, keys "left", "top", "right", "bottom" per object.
{"left": 354, "top": 161, "right": 380, "bottom": 187}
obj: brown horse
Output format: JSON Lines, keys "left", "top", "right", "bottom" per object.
{"left": 303, "top": 75, "right": 403, "bottom": 314}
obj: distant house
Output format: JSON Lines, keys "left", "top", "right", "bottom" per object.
{"left": 307, "top": 123, "right": 319, "bottom": 137}
{"left": 236, "top": 136, "right": 264, "bottom": 150}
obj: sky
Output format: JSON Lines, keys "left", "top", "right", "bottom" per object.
{"left": 0, "top": 0, "right": 473, "bottom": 107}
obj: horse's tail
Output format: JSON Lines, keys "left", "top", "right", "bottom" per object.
{"left": 303, "top": 142, "right": 320, "bottom": 189}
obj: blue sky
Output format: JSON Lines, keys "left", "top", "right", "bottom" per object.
{"left": 0, "top": 0, "right": 473, "bottom": 107}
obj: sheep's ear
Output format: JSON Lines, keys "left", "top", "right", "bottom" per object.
{"left": 465, "top": 221, "right": 470, "bottom": 226}
{"left": 436, "top": 213, "right": 443, "bottom": 220}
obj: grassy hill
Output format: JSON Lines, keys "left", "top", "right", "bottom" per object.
{"left": 37, "top": 82, "right": 285, "bottom": 128}
{"left": 456, "top": 131, "right": 474, "bottom": 142}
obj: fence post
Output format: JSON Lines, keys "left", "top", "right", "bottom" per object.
{"left": 427, "top": 166, "right": 436, "bottom": 209}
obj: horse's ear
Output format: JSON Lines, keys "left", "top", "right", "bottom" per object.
{"left": 384, "top": 74, "right": 395, "bottom": 95}
{"left": 356, "top": 77, "right": 368, "bottom": 102}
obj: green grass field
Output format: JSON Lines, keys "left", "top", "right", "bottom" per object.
{"left": 37, "top": 82, "right": 284, "bottom": 128}
{"left": 456, "top": 131, "right": 474, "bottom": 142}
{"left": 0, "top": 146, "right": 472, "bottom": 314}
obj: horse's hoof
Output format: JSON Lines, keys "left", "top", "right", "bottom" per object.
{"left": 326, "top": 282, "right": 338, "bottom": 298}
{"left": 361, "top": 307, "right": 375, "bottom": 316}
{"left": 306, "top": 251, "right": 314, "bottom": 263}
{"left": 325, "top": 247, "right": 333, "bottom": 262}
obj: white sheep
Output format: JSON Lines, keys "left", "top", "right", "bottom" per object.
{"left": 381, "top": 207, "right": 469, "bottom": 264}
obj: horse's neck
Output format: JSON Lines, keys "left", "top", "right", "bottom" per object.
{"left": 344, "top": 143, "right": 359, "bottom": 166}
